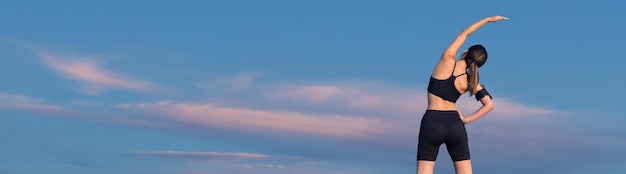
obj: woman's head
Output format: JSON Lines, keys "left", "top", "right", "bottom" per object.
{"left": 464, "top": 44, "right": 488, "bottom": 67}
{"left": 463, "top": 44, "right": 488, "bottom": 96}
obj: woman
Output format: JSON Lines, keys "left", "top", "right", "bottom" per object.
{"left": 416, "top": 16, "right": 508, "bottom": 174}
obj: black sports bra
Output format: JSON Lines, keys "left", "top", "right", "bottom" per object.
{"left": 427, "top": 62, "right": 466, "bottom": 103}
{"left": 427, "top": 62, "right": 493, "bottom": 102}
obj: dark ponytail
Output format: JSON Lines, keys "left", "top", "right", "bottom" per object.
{"left": 467, "top": 61, "right": 480, "bottom": 96}
{"left": 465, "top": 44, "right": 488, "bottom": 96}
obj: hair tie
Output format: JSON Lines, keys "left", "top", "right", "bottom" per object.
{"left": 466, "top": 58, "right": 474, "bottom": 66}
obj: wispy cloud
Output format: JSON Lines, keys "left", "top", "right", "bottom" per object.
{"left": 6, "top": 73, "right": 613, "bottom": 174}
{"left": 135, "top": 151, "right": 268, "bottom": 160}
{"left": 261, "top": 82, "right": 426, "bottom": 123}
{"left": 204, "top": 73, "right": 263, "bottom": 92}
{"left": 69, "top": 100, "right": 102, "bottom": 106}
{"left": 108, "top": 80, "right": 572, "bottom": 164}
{"left": 255, "top": 82, "right": 575, "bottom": 160}
{"left": 265, "top": 82, "right": 559, "bottom": 119}
{"left": 122, "top": 101, "right": 393, "bottom": 138}
{"left": 455, "top": 97, "right": 560, "bottom": 121}
{"left": 37, "top": 52, "right": 155, "bottom": 95}
{"left": 270, "top": 85, "right": 345, "bottom": 102}
{"left": 181, "top": 162, "right": 353, "bottom": 174}
{"left": 0, "top": 92, "right": 63, "bottom": 111}
{"left": 109, "top": 81, "right": 566, "bottom": 143}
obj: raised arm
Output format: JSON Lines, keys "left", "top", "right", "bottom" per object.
{"left": 441, "top": 16, "right": 509, "bottom": 62}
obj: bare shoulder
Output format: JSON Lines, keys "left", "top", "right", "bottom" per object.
{"left": 431, "top": 58, "right": 456, "bottom": 79}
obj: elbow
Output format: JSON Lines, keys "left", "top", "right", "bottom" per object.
{"left": 459, "top": 29, "right": 471, "bottom": 37}
{"left": 484, "top": 102, "right": 495, "bottom": 112}
{"left": 441, "top": 54, "right": 456, "bottom": 61}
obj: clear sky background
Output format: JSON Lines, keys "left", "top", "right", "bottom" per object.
{"left": 1, "top": 0, "right": 625, "bottom": 174}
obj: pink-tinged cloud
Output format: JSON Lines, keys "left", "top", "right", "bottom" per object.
{"left": 113, "top": 82, "right": 563, "bottom": 143}
{"left": 454, "top": 97, "right": 560, "bottom": 121}
{"left": 0, "top": 92, "right": 63, "bottom": 111}
{"left": 270, "top": 85, "right": 345, "bottom": 102}
{"left": 37, "top": 52, "right": 155, "bottom": 95}
{"left": 135, "top": 151, "right": 268, "bottom": 160}
{"left": 123, "top": 101, "right": 393, "bottom": 138}
{"left": 265, "top": 83, "right": 424, "bottom": 116}
{"left": 265, "top": 82, "right": 560, "bottom": 119}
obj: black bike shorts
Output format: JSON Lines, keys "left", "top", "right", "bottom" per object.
{"left": 417, "top": 110, "right": 470, "bottom": 162}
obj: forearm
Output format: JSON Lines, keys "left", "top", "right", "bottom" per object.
{"left": 459, "top": 17, "right": 492, "bottom": 37}
{"left": 443, "top": 17, "right": 494, "bottom": 59}
{"left": 463, "top": 103, "right": 494, "bottom": 124}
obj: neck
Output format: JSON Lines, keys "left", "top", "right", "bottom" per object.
{"left": 458, "top": 60, "right": 468, "bottom": 71}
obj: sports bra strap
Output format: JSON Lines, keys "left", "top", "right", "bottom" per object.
{"left": 451, "top": 61, "right": 466, "bottom": 77}
{"left": 451, "top": 61, "right": 457, "bottom": 76}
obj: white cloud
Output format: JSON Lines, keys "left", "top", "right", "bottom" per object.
{"left": 0, "top": 93, "right": 43, "bottom": 103}
{"left": 69, "top": 100, "right": 102, "bottom": 106}
{"left": 204, "top": 73, "right": 263, "bottom": 92}
{"left": 37, "top": 52, "right": 155, "bottom": 95}
{"left": 0, "top": 92, "right": 63, "bottom": 111}
{"left": 236, "top": 163, "right": 286, "bottom": 171}
{"left": 135, "top": 151, "right": 268, "bottom": 160}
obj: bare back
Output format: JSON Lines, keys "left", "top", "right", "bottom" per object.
{"left": 427, "top": 59, "right": 468, "bottom": 110}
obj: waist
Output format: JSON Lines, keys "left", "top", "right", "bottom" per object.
{"left": 424, "top": 110, "right": 458, "bottom": 113}
{"left": 427, "top": 94, "right": 458, "bottom": 110}
{"left": 422, "top": 110, "right": 461, "bottom": 122}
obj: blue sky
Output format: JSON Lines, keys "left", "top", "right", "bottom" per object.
{"left": 1, "top": 0, "right": 626, "bottom": 173}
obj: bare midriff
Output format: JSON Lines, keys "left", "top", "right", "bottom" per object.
{"left": 426, "top": 93, "right": 458, "bottom": 111}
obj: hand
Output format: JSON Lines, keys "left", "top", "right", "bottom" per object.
{"left": 457, "top": 110, "right": 467, "bottom": 124}
{"left": 487, "top": 15, "right": 509, "bottom": 22}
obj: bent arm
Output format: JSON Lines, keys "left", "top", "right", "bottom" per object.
{"left": 441, "top": 16, "right": 508, "bottom": 62}
{"left": 461, "top": 96, "right": 494, "bottom": 124}
{"left": 460, "top": 85, "right": 494, "bottom": 124}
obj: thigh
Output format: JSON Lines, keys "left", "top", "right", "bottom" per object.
{"left": 418, "top": 122, "right": 445, "bottom": 161}
{"left": 446, "top": 122, "right": 470, "bottom": 161}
